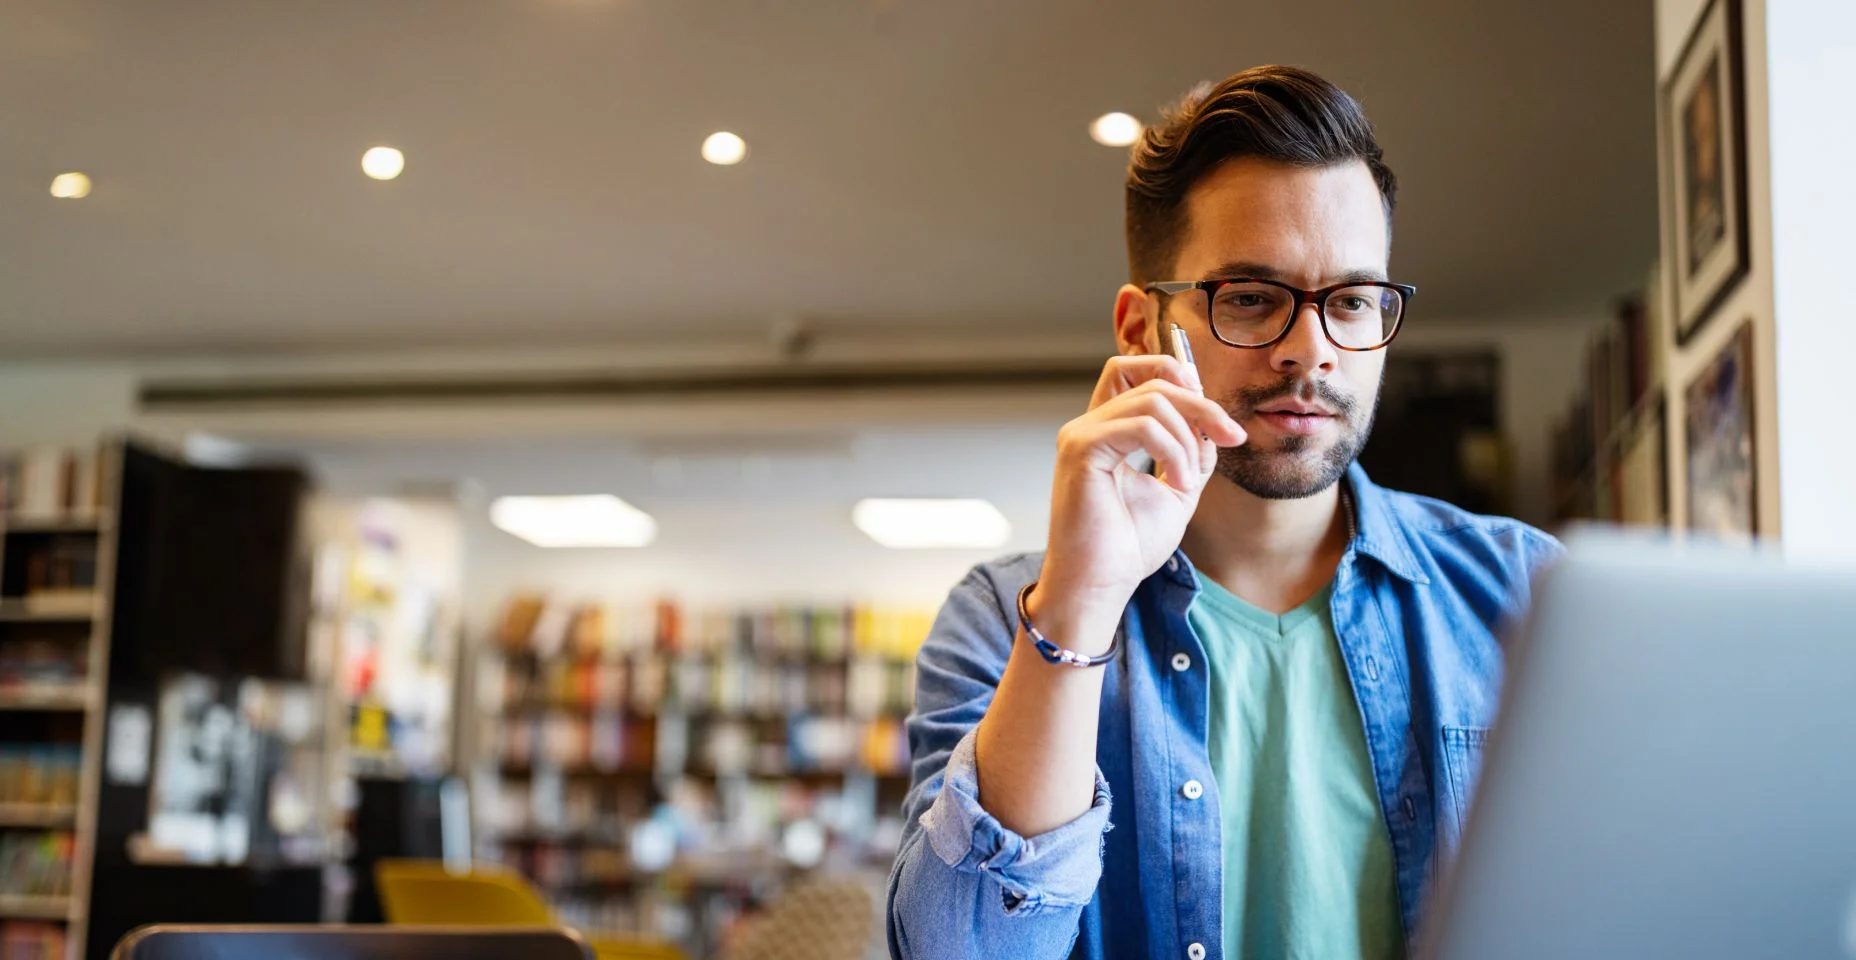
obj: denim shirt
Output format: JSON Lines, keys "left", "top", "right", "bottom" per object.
{"left": 885, "top": 464, "right": 1563, "bottom": 960}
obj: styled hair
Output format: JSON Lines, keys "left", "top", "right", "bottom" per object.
{"left": 1125, "top": 65, "right": 1397, "bottom": 283}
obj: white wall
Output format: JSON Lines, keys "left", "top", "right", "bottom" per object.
{"left": 1763, "top": 0, "right": 1856, "bottom": 557}
{"left": 0, "top": 362, "right": 136, "bottom": 448}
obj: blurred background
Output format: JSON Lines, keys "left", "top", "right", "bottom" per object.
{"left": 5, "top": 0, "right": 1818, "bottom": 957}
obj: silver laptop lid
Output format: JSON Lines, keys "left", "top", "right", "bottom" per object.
{"left": 1420, "top": 531, "right": 1856, "bottom": 960}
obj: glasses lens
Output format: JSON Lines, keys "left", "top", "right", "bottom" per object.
{"left": 1208, "top": 282, "right": 1295, "bottom": 346}
{"left": 1324, "top": 285, "right": 1403, "bottom": 349}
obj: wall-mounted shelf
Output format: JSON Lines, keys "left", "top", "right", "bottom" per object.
{"left": 0, "top": 685, "right": 93, "bottom": 712}
{"left": 0, "top": 597, "right": 99, "bottom": 622}
{"left": 0, "top": 804, "right": 79, "bottom": 829}
{"left": 0, "top": 515, "right": 108, "bottom": 536}
{"left": 0, "top": 893, "right": 74, "bottom": 921}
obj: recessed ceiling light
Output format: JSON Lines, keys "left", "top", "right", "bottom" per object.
{"left": 1089, "top": 112, "right": 1143, "bottom": 147}
{"left": 702, "top": 131, "right": 747, "bottom": 166}
{"left": 361, "top": 146, "right": 405, "bottom": 181}
{"left": 490, "top": 495, "right": 657, "bottom": 548}
{"left": 852, "top": 499, "right": 1011, "bottom": 549}
{"left": 49, "top": 172, "right": 92, "bottom": 199}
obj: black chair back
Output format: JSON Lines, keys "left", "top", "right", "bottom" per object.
{"left": 112, "top": 925, "right": 593, "bottom": 960}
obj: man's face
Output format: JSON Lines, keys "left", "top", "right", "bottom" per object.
{"left": 1132, "top": 157, "right": 1391, "bottom": 500}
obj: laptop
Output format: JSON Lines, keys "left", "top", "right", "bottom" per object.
{"left": 1418, "top": 530, "right": 1856, "bottom": 960}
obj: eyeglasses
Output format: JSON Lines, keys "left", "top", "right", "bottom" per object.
{"left": 1144, "top": 277, "right": 1417, "bottom": 352}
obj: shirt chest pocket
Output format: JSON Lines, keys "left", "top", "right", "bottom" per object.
{"left": 1441, "top": 726, "right": 1492, "bottom": 839}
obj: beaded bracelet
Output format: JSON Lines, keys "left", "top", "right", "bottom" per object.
{"left": 1015, "top": 581, "right": 1121, "bottom": 668}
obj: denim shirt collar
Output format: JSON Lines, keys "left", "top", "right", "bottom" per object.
{"left": 1343, "top": 462, "right": 1431, "bottom": 585}
{"left": 1155, "top": 462, "right": 1431, "bottom": 594}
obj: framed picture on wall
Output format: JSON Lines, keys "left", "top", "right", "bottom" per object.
{"left": 1684, "top": 321, "right": 1756, "bottom": 541}
{"left": 1664, "top": 0, "right": 1749, "bottom": 345}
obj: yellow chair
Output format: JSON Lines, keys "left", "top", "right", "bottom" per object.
{"left": 374, "top": 859, "right": 687, "bottom": 960}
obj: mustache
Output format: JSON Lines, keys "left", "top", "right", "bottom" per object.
{"left": 1226, "top": 376, "right": 1358, "bottom": 418}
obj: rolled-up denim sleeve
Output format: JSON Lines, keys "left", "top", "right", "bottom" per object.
{"left": 885, "top": 558, "right": 1114, "bottom": 960}
{"left": 919, "top": 728, "right": 1113, "bottom": 904}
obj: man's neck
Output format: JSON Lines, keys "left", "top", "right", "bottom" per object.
{"left": 1180, "top": 475, "right": 1350, "bottom": 615}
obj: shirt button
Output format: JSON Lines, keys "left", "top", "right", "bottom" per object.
{"left": 1170, "top": 652, "right": 1192, "bottom": 672}
{"left": 1181, "top": 780, "right": 1204, "bottom": 800}
{"left": 1187, "top": 943, "right": 1206, "bottom": 960}
{"left": 1166, "top": 556, "right": 1180, "bottom": 572}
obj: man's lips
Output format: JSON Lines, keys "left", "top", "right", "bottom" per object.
{"left": 1255, "top": 403, "right": 1335, "bottom": 416}
{"left": 1252, "top": 407, "right": 1336, "bottom": 436}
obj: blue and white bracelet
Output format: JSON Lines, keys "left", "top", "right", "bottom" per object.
{"left": 1015, "top": 581, "right": 1121, "bottom": 668}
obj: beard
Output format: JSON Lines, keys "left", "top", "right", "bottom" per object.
{"left": 1216, "top": 374, "right": 1378, "bottom": 500}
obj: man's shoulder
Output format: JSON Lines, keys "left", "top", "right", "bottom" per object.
{"left": 963, "top": 551, "right": 1045, "bottom": 589}
{"left": 1372, "top": 485, "right": 1563, "bottom": 584}
{"left": 932, "top": 551, "right": 1044, "bottom": 630}
{"left": 950, "top": 549, "right": 1054, "bottom": 609}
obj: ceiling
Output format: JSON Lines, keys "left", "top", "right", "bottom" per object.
{"left": 0, "top": 0, "right": 1657, "bottom": 358}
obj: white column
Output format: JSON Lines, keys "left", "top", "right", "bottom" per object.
{"left": 1764, "top": 0, "right": 1856, "bottom": 558}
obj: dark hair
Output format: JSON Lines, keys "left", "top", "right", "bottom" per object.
{"left": 1125, "top": 65, "right": 1397, "bottom": 284}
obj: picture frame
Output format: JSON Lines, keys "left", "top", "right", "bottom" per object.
{"left": 1664, "top": 0, "right": 1749, "bottom": 346}
{"left": 1683, "top": 321, "right": 1756, "bottom": 541}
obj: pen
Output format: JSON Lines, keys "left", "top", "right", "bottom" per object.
{"left": 1165, "top": 322, "right": 1196, "bottom": 371}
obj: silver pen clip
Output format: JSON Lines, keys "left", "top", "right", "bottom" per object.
{"left": 1166, "top": 323, "right": 1196, "bottom": 369}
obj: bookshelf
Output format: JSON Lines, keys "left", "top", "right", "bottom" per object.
{"left": 1550, "top": 296, "right": 1670, "bottom": 529}
{"left": 305, "top": 498, "right": 463, "bottom": 783}
{"left": 472, "top": 595, "right": 928, "bottom": 957}
{"left": 0, "top": 442, "right": 120, "bottom": 960}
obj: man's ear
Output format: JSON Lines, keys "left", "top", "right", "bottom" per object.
{"left": 1113, "top": 284, "right": 1159, "bottom": 357}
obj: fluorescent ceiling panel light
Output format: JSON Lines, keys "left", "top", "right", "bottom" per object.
{"left": 852, "top": 498, "right": 1011, "bottom": 549}
{"left": 490, "top": 494, "right": 657, "bottom": 548}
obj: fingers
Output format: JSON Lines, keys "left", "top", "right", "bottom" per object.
{"left": 1095, "top": 380, "right": 1247, "bottom": 449}
{"left": 1098, "top": 388, "right": 1202, "bottom": 478}
{"left": 1064, "top": 416, "right": 1199, "bottom": 493}
{"left": 1089, "top": 354, "right": 1201, "bottom": 409}
{"left": 1063, "top": 358, "right": 1248, "bottom": 494}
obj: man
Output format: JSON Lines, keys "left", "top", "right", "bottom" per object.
{"left": 884, "top": 65, "right": 1561, "bottom": 960}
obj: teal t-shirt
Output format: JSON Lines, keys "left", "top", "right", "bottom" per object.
{"left": 1187, "top": 571, "right": 1404, "bottom": 960}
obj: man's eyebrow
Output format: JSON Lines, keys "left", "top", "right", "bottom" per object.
{"left": 1202, "top": 262, "right": 1391, "bottom": 285}
{"left": 1202, "top": 261, "right": 1284, "bottom": 281}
